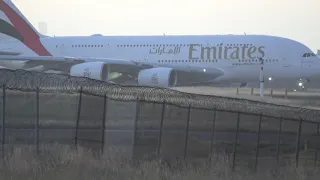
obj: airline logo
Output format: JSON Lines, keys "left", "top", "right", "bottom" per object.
{"left": 83, "top": 68, "right": 91, "bottom": 78}
{"left": 0, "top": 1, "right": 52, "bottom": 56}
{"left": 189, "top": 44, "right": 265, "bottom": 60}
{"left": 151, "top": 73, "right": 159, "bottom": 84}
{"left": 148, "top": 43, "right": 266, "bottom": 60}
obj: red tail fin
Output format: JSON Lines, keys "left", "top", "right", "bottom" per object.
{"left": 0, "top": 0, "right": 52, "bottom": 56}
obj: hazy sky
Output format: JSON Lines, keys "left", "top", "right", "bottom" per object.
{"left": 12, "top": 0, "right": 320, "bottom": 52}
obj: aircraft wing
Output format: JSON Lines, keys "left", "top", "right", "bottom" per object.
{"left": 0, "top": 55, "right": 154, "bottom": 72}
{"left": 0, "top": 55, "right": 224, "bottom": 73}
{"left": 0, "top": 55, "right": 140, "bottom": 66}
{"left": 0, "top": 51, "right": 21, "bottom": 55}
{"left": 0, "top": 55, "right": 225, "bottom": 85}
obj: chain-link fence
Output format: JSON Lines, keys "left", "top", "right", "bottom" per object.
{"left": 0, "top": 69, "right": 320, "bottom": 171}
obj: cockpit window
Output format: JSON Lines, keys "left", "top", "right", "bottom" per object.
{"left": 303, "top": 53, "right": 317, "bottom": 57}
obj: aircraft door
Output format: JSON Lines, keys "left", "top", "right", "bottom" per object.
{"left": 58, "top": 44, "right": 68, "bottom": 56}
{"left": 282, "top": 57, "right": 291, "bottom": 67}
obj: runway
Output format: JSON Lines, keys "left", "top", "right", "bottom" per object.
{"left": 172, "top": 86, "right": 320, "bottom": 109}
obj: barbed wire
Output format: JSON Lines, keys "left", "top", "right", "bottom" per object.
{"left": 0, "top": 69, "right": 319, "bottom": 122}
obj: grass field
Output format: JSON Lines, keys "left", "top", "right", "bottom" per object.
{"left": 0, "top": 144, "right": 319, "bottom": 180}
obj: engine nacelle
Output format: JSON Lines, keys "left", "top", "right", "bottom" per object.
{"left": 138, "top": 67, "right": 177, "bottom": 87}
{"left": 70, "top": 62, "right": 109, "bottom": 81}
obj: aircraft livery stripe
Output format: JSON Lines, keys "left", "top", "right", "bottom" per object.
{"left": 0, "top": 1, "right": 52, "bottom": 56}
{"left": 0, "top": 19, "right": 24, "bottom": 41}
{"left": 0, "top": 8, "right": 13, "bottom": 25}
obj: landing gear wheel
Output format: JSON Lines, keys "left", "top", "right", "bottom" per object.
{"left": 240, "top": 82, "right": 247, "bottom": 87}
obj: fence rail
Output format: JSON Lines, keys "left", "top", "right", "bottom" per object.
{"left": 0, "top": 69, "right": 319, "bottom": 172}
{"left": 0, "top": 69, "right": 319, "bottom": 121}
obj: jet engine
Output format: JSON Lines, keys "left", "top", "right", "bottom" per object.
{"left": 70, "top": 63, "right": 178, "bottom": 87}
{"left": 70, "top": 62, "right": 109, "bottom": 81}
{"left": 137, "top": 67, "right": 177, "bottom": 87}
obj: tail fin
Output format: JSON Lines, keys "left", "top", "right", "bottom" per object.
{"left": 0, "top": 0, "right": 51, "bottom": 56}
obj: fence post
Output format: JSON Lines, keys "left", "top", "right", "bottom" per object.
{"left": 101, "top": 94, "right": 107, "bottom": 155}
{"left": 184, "top": 105, "right": 191, "bottom": 159}
{"left": 285, "top": 88, "right": 288, "bottom": 99}
{"left": 295, "top": 118, "right": 303, "bottom": 167}
{"left": 132, "top": 97, "right": 140, "bottom": 159}
{"left": 157, "top": 101, "right": 165, "bottom": 157}
{"left": 35, "top": 87, "right": 40, "bottom": 154}
{"left": 74, "top": 87, "right": 83, "bottom": 148}
{"left": 209, "top": 108, "right": 217, "bottom": 165}
{"left": 1, "top": 85, "right": 6, "bottom": 158}
{"left": 314, "top": 123, "right": 319, "bottom": 166}
{"left": 232, "top": 112, "right": 241, "bottom": 172}
{"left": 276, "top": 117, "right": 283, "bottom": 163}
{"left": 254, "top": 113, "right": 262, "bottom": 172}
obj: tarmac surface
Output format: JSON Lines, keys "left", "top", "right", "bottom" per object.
{"left": 172, "top": 86, "right": 320, "bottom": 109}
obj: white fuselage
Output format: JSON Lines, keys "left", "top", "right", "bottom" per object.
{"left": 0, "top": 34, "right": 319, "bottom": 87}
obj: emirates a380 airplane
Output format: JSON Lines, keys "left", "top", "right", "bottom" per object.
{"left": 0, "top": 0, "right": 319, "bottom": 89}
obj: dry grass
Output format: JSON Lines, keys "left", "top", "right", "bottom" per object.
{"left": 0, "top": 144, "right": 319, "bottom": 180}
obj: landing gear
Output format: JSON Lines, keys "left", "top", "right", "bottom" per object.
{"left": 240, "top": 82, "right": 247, "bottom": 87}
{"left": 259, "top": 57, "right": 264, "bottom": 100}
{"left": 295, "top": 78, "right": 308, "bottom": 92}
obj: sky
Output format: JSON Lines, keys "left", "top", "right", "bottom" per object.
{"left": 12, "top": 0, "right": 320, "bottom": 52}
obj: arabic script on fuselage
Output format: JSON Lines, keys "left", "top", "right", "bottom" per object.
{"left": 149, "top": 46, "right": 181, "bottom": 55}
